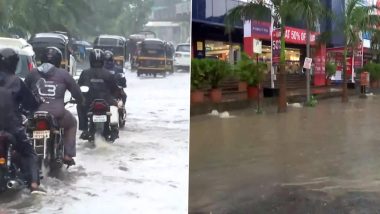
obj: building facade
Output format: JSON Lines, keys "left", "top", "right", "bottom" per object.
{"left": 144, "top": 0, "right": 191, "bottom": 45}
{"left": 192, "top": 0, "right": 379, "bottom": 86}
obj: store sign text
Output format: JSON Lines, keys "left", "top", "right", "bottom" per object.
{"left": 284, "top": 27, "right": 316, "bottom": 45}
{"left": 248, "top": 21, "right": 318, "bottom": 45}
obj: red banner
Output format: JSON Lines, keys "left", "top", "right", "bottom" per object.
{"left": 248, "top": 21, "right": 318, "bottom": 45}
{"left": 272, "top": 29, "right": 281, "bottom": 66}
{"left": 284, "top": 27, "right": 317, "bottom": 45}
{"left": 354, "top": 42, "right": 363, "bottom": 68}
{"left": 314, "top": 47, "right": 326, "bottom": 75}
{"left": 337, "top": 57, "right": 353, "bottom": 76}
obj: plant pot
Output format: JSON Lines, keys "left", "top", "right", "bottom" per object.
{"left": 370, "top": 80, "right": 380, "bottom": 88}
{"left": 191, "top": 90, "right": 204, "bottom": 103}
{"left": 326, "top": 78, "right": 331, "bottom": 86}
{"left": 210, "top": 88, "right": 222, "bottom": 103}
{"left": 247, "top": 86, "right": 259, "bottom": 99}
{"left": 238, "top": 81, "right": 248, "bottom": 92}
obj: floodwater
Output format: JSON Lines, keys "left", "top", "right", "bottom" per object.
{"left": 0, "top": 67, "right": 190, "bottom": 214}
{"left": 190, "top": 95, "right": 380, "bottom": 213}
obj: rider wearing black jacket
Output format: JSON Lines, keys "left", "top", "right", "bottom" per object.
{"left": 0, "top": 48, "right": 44, "bottom": 194}
{"left": 25, "top": 47, "right": 83, "bottom": 166}
{"left": 77, "top": 49, "right": 120, "bottom": 141}
{"left": 104, "top": 50, "right": 127, "bottom": 105}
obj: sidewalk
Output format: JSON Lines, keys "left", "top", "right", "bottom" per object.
{"left": 190, "top": 85, "right": 359, "bottom": 116}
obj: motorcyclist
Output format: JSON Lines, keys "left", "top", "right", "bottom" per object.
{"left": 104, "top": 50, "right": 127, "bottom": 106}
{"left": 25, "top": 47, "right": 84, "bottom": 167}
{"left": 77, "top": 49, "right": 120, "bottom": 141}
{"left": 0, "top": 48, "right": 44, "bottom": 194}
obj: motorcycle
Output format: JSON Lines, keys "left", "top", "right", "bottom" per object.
{"left": 26, "top": 111, "right": 64, "bottom": 173}
{"left": 0, "top": 131, "right": 27, "bottom": 192}
{"left": 81, "top": 86, "right": 119, "bottom": 143}
{"left": 26, "top": 99, "right": 75, "bottom": 174}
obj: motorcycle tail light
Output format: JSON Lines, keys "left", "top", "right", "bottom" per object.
{"left": 94, "top": 103, "right": 107, "bottom": 111}
{"left": 0, "top": 141, "right": 6, "bottom": 164}
{"left": 0, "top": 158, "right": 5, "bottom": 165}
{"left": 36, "top": 120, "right": 49, "bottom": 130}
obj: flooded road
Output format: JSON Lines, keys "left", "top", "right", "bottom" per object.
{"left": 0, "top": 68, "right": 189, "bottom": 214}
{"left": 190, "top": 96, "right": 380, "bottom": 213}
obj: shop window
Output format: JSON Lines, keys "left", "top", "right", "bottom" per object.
{"left": 205, "top": 40, "right": 241, "bottom": 63}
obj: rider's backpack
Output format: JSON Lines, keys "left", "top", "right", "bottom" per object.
{"left": 0, "top": 74, "right": 17, "bottom": 130}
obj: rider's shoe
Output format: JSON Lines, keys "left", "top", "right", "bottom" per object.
{"left": 30, "top": 186, "right": 47, "bottom": 195}
{"left": 63, "top": 156, "right": 76, "bottom": 168}
{"left": 80, "top": 131, "right": 90, "bottom": 140}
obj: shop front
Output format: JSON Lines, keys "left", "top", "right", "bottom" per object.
{"left": 327, "top": 45, "right": 373, "bottom": 83}
{"left": 243, "top": 20, "right": 326, "bottom": 86}
{"left": 205, "top": 40, "right": 241, "bottom": 62}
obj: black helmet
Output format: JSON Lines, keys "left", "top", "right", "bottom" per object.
{"left": 104, "top": 50, "right": 114, "bottom": 62}
{"left": 89, "top": 49, "right": 105, "bottom": 68}
{"left": 0, "top": 48, "right": 19, "bottom": 74}
{"left": 41, "top": 47, "right": 62, "bottom": 68}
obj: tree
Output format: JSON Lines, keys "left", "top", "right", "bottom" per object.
{"left": 339, "top": 0, "right": 379, "bottom": 102}
{"left": 290, "top": 0, "right": 327, "bottom": 105}
{"left": 0, "top": 0, "right": 153, "bottom": 40}
{"left": 225, "top": 0, "right": 295, "bottom": 113}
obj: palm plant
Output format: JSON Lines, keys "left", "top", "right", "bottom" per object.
{"left": 225, "top": 0, "right": 295, "bottom": 113}
{"left": 339, "top": 0, "right": 380, "bottom": 102}
{"left": 290, "top": 0, "right": 328, "bottom": 104}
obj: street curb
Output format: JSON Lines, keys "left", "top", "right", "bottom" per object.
{"left": 190, "top": 89, "right": 357, "bottom": 116}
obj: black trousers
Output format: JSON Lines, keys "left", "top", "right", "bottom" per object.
{"left": 9, "top": 125, "right": 39, "bottom": 185}
{"left": 77, "top": 104, "right": 88, "bottom": 131}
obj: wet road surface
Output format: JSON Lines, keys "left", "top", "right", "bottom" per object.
{"left": 0, "top": 68, "right": 189, "bottom": 213}
{"left": 190, "top": 95, "right": 380, "bottom": 213}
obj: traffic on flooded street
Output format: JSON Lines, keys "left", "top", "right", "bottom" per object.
{"left": 0, "top": 0, "right": 190, "bottom": 213}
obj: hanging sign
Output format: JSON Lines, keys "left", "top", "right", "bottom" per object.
{"left": 303, "top": 57, "right": 313, "bottom": 69}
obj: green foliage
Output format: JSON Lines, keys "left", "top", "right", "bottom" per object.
{"left": 204, "top": 59, "right": 231, "bottom": 89}
{"left": 191, "top": 58, "right": 207, "bottom": 90}
{"left": 325, "top": 62, "right": 337, "bottom": 78}
{"left": 364, "top": 62, "right": 380, "bottom": 81}
{"left": 306, "top": 95, "right": 318, "bottom": 107}
{"left": 236, "top": 53, "right": 266, "bottom": 86}
{"left": 0, "top": 0, "right": 153, "bottom": 39}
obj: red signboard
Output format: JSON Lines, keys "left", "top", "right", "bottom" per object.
{"left": 354, "top": 42, "right": 363, "bottom": 68}
{"left": 360, "top": 72, "right": 369, "bottom": 86}
{"left": 249, "top": 21, "right": 318, "bottom": 45}
{"left": 283, "top": 27, "right": 317, "bottom": 45}
{"left": 337, "top": 57, "right": 353, "bottom": 76}
{"left": 272, "top": 29, "right": 281, "bottom": 66}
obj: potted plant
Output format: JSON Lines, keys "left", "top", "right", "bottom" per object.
{"left": 190, "top": 59, "right": 207, "bottom": 103}
{"left": 234, "top": 54, "right": 251, "bottom": 92}
{"left": 238, "top": 54, "right": 266, "bottom": 99}
{"left": 325, "top": 62, "right": 336, "bottom": 85}
{"left": 364, "top": 62, "right": 380, "bottom": 88}
{"left": 204, "top": 59, "right": 231, "bottom": 103}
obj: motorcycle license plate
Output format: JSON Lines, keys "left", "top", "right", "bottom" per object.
{"left": 93, "top": 115, "right": 107, "bottom": 122}
{"left": 33, "top": 130, "right": 50, "bottom": 139}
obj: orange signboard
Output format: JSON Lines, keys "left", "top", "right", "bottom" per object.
{"left": 360, "top": 72, "right": 370, "bottom": 86}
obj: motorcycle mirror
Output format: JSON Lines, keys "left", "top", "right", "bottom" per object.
{"left": 80, "top": 86, "right": 89, "bottom": 93}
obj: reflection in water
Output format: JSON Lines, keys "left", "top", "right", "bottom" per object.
{"left": 190, "top": 96, "right": 380, "bottom": 213}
